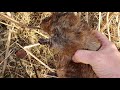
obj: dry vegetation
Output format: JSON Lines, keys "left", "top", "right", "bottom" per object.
{"left": 0, "top": 12, "right": 120, "bottom": 78}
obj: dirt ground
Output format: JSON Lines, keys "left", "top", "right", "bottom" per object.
{"left": 0, "top": 12, "right": 120, "bottom": 78}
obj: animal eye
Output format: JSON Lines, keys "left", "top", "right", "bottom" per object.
{"left": 75, "top": 31, "right": 81, "bottom": 37}
{"left": 76, "top": 32, "right": 81, "bottom": 35}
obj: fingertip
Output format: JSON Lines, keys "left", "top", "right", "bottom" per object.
{"left": 72, "top": 50, "right": 81, "bottom": 63}
{"left": 94, "top": 30, "right": 111, "bottom": 48}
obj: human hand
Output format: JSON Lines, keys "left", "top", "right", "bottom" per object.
{"left": 72, "top": 31, "right": 120, "bottom": 78}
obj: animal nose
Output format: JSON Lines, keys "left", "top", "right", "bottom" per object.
{"left": 38, "top": 38, "right": 51, "bottom": 45}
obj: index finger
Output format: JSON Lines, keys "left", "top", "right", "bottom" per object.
{"left": 94, "top": 31, "right": 111, "bottom": 48}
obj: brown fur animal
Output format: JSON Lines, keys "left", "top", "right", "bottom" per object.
{"left": 39, "top": 12, "right": 101, "bottom": 78}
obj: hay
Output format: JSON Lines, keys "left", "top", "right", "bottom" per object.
{"left": 0, "top": 12, "right": 120, "bottom": 78}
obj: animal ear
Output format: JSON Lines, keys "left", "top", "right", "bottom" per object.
{"left": 77, "top": 20, "right": 91, "bottom": 33}
{"left": 40, "top": 15, "right": 53, "bottom": 33}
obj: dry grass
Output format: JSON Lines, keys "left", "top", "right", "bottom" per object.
{"left": 0, "top": 12, "right": 120, "bottom": 78}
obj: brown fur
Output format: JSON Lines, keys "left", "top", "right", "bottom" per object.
{"left": 40, "top": 12, "right": 101, "bottom": 78}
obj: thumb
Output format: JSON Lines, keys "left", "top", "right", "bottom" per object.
{"left": 72, "top": 50, "right": 98, "bottom": 64}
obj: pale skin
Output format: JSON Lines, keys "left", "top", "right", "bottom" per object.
{"left": 72, "top": 31, "right": 120, "bottom": 78}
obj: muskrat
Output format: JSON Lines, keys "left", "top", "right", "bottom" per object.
{"left": 39, "top": 12, "right": 101, "bottom": 78}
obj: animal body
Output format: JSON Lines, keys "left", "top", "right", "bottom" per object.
{"left": 39, "top": 12, "right": 101, "bottom": 78}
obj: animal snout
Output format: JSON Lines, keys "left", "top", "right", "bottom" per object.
{"left": 38, "top": 38, "right": 52, "bottom": 46}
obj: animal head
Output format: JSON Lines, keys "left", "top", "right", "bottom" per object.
{"left": 39, "top": 12, "right": 101, "bottom": 55}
